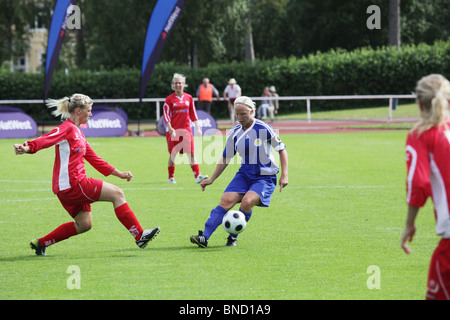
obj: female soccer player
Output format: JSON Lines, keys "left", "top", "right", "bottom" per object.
{"left": 163, "top": 73, "right": 207, "bottom": 184}
{"left": 401, "top": 74, "right": 450, "bottom": 299}
{"left": 14, "top": 93, "right": 159, "bottom": 255}
{"left": 190, "top": 96, "right": 288, "bottom": 247}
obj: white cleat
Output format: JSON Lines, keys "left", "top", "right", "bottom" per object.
{"left": 195, "top": 174, "right": 208, "bottom": 184}
{"left": 168, "top": 178, "right": 176, "bottom": 184}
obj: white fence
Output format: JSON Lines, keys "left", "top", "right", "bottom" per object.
{"left": 0, "top": 94, "right": 416, "bottom": 123}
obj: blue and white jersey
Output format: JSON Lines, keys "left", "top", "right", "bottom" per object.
{"left": 223, "top": 119, "right": 286, "bottom": 176}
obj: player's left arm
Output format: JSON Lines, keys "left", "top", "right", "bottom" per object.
{"left": 267, "top": 129, "right": 288, "bottom": 191}
{"left": 278, "top": 148, "right": 288, "bottom": 192}
{"left": 189, "top": 97, "right": 202, "bottom": 137}
{"left": 84, "top": 142, "right": 115, "bottom": 177}
{"left": 110, "top": 169, "right": 133, "bottom": 182}
{"left": 192, "top": 120, "right": 202, "bottom": 137}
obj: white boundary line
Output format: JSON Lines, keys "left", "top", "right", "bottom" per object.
{"left": 0, "top": 180, "right": 51, "bottom": 183}
{"left": 3, "top": 198, "right": 55, "bottom": 202}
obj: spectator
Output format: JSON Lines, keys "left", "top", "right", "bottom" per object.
{"left": 223, "top": 78, "right": 242, "bottom": 124}
{"left": 257, "top": 87, "right": 271, "bottom": 120}
{"left": 269, "top": 85, "right": 279, "bottom": 122}
{"left": 196, "top": 78, "right": 220, "bottom": 115}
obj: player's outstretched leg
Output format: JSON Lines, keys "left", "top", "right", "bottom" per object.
{"left": 29, "top": 221, "right": 79, "bottom": 255}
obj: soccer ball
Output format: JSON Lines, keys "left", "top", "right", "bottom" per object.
{"left": 222, "top": 210, "right": 247, "bottom": 235}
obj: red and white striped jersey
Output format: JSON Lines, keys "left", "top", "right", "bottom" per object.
{"left": 25, "top": 119, "right": 115, "bottom": 194}
{"left": 163, "top": 93, "right": 198, "bottom": 131}
{"left": 406, "top": 123, "right": 450, "bottom": 237}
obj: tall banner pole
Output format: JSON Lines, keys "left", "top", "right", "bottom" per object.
{"left": 139, "top": 0, "right": 185, "bottom": 135}
{"left": 43, "top": 0, "right": 78, "bottom": 133}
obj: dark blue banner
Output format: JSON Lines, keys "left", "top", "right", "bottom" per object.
{"left": 140, "top": 0, "right": 185, "bottom": 102}
{"left": 44, "top": 0, "right": 78, "bottom": 100}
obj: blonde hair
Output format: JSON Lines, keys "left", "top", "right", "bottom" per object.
{"left": 171, "top": 73, "right": 188, "bottom": 91}
{"left": 234, "top": 96, "right": 255, "bottom": 113}
{"left": 46, "top": 93, "right": 93, "bottom": 120}
{"left": 413, "top": 74, "right": 450, "bottom": 135}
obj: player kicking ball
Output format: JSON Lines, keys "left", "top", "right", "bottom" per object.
{"left": 14, "top": 93, "right": 159, "bottom": 255}
{"left": 190, "top": 96, "right": 288, "bottom": 248}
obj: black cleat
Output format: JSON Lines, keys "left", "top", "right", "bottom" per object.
{"left": 136, "top": 227, "right": 160, "bottom": 248}
{"left": 190, "top": 230, "right": 208, "bottom": 248}
{"left": 226, "top": 235, "right": 238, "bottom": 247}
{"left": 30, "top": 239, "right": 46, "bottom": 256}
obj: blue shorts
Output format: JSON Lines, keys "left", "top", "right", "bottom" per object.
{"left": 224, "top": 171, "right": 277, "bottom": 207}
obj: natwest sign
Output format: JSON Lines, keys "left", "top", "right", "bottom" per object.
{"left": 80, "top": 111, "right": 127, "bottom": 137}
{"left": 0, "top": 106, "right": 38, "bottom": 139}
{"left": 157, "top": 110, "right": 218, "bottom": 136}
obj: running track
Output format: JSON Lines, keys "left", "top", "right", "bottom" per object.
{"left": 128, "top": 119, "right": 414, "bottom": 137}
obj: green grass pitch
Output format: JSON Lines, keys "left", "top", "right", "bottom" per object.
{"left": 0, "top": 131, "right": 437, "bottom": 300}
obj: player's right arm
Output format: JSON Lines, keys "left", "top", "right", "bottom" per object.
{"left": 14, "top": 144, "right": 30, "bottom": 154}
{"left": 200, "top": 157, "right": 230, "bottom": 191}
{"left": 402, "top": 134, "right": 430, "bottom": 254}
{"left": 401, "top": 205, "right": 419, "bottom": 254}
{"left": 405, "top": 136, "right": 431, "bottom": 208}
{"left": 163, "top": 100, "right": 176, "bottom": 137}
{"left": 14, "top": 125, "right": 67, "bottom": 155}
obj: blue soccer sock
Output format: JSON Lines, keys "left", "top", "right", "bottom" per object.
{"left": 203, "top": 205, "right": 227, "bottom": 240}
{"left": 240, "top": 207, "right": 252, "bottom": 222}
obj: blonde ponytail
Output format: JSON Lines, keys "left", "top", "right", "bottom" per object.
{"left": 46, "top": 93, "right": 93, "bottom": 120}
{"left": 47, "top": 97, "right": 71, "bottom": 119}
{"left": 412, "top": 74, "right": 450, "bottom": 136}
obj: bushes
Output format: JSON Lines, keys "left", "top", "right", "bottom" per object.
{"left": 1, "top": 40, "right": 449, "bottom": 121}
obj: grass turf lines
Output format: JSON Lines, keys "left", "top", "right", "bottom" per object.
{"left": 0, "top": 131, "right": 437, "bottom": 299}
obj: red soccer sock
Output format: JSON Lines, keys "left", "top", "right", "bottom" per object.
{"left": 191, "top": 164, "right": 200, "bottom": 178}
{"left": 168, "top": 166, "right": 175, "bottom": 179}
{"left": 39, "top": 222, "right": 78, "bottom": 247}
{"left": 115, "top": 203, "right": 144, "bottom": 240}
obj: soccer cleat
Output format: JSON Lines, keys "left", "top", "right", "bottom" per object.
{"left": 168, "top": 178, "right": 176, "bottom": 184}
{"left": 226, "top": 235, "right": 238, "bottom": 247}
{"left": 190, "top": 230, "right": 208, "bottom": 248}
{"left": 136, "top": 227, "right": 160, "bottom": 248}
{"left": 30, "top": 239, "right": 46, "bottom": 256}
{"left": 195, "top": 174, "right": 208, "bottom": 184}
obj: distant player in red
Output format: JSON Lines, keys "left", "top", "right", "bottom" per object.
{"left": 163, "top": 73, "right": 207, "bottom": 184}
{"left": 402, "top": 74, "right": 450, "bottom": 299}
{"left": 14, "top": 93, "right": 159, "bottom": 255}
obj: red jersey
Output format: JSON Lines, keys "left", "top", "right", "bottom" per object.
{"left": 406, "top": 123, "right": 450, "bottom": 237}
{"left": 25, "top": 119, "right": 115, "bottom": 194}
{"left": 163, "top": 93, "right": 198, "bottom": 131}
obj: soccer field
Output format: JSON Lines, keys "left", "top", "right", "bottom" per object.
{"left": 0, "top": 131, "right": 437, "bottom": 300}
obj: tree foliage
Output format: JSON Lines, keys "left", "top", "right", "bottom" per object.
{"left": 0, "top": 0, "right": 449, "bottom": 70}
